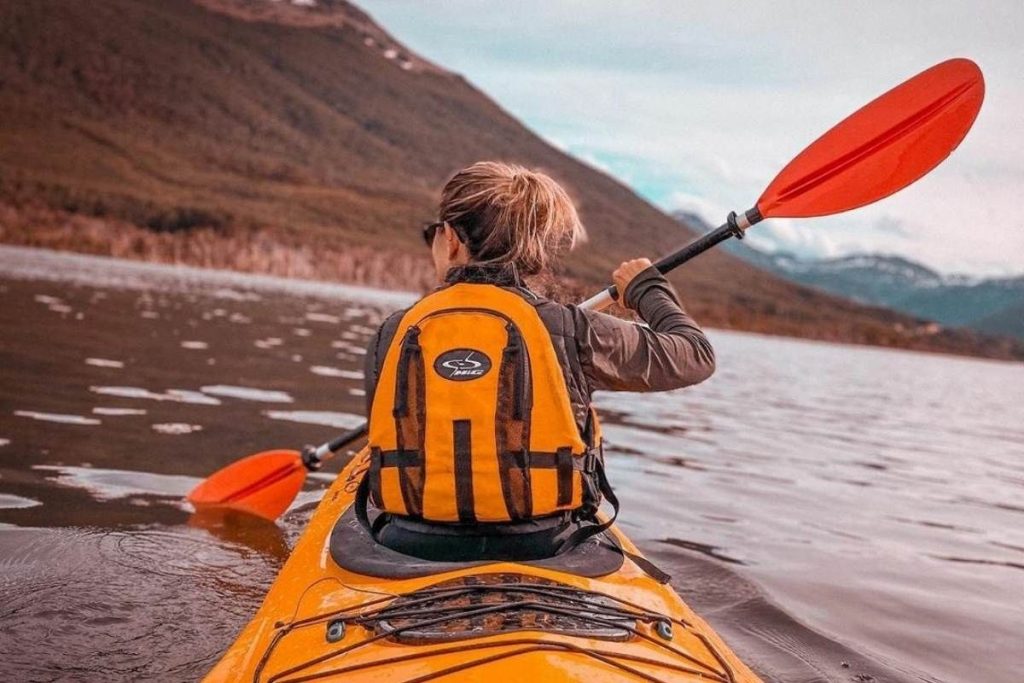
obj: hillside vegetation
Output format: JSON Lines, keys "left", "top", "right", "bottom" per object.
{"left": 0, "top": 0, "right": 1020, "bottom": 359}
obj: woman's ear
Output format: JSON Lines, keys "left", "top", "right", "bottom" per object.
{"left": 446, "top": 225, "right": 467, "bottom": 262}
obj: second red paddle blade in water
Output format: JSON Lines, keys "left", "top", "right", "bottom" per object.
{"left": 187, "top": 449, "right": 306, "bottom": 520}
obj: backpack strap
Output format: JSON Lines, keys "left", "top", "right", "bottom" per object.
{"left": 554, "top": 455, "right": 672, "bottom": 585}
{"left": 554, "top": 454, "right": 618, "bottom": 553}
{"left": 355, "top": 473, "right": 390, "bottom": 540}
{"left": 604, "top": 536, "right": 673, "bottom": 585}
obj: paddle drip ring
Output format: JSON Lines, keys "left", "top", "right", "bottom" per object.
{"left": 726, "top": 211, "right": 746, "bottom": 240}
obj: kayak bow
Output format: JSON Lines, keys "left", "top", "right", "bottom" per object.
{"left": 202, "top": 448, "right": 762, "bottom": 682}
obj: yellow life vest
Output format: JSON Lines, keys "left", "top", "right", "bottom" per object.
{"left": 366, "top": 283, "right": 601, "bottom": 524}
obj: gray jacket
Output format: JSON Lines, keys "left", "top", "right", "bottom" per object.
{"left": 364, "top": 265, "right": 715, "bottom": 431}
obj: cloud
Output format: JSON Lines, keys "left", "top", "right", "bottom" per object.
{"left": 360, "top": 0, "right": 1024, "bottom": 275}
{"left": 665, "top": 192, "right": 728, "bottom": 227}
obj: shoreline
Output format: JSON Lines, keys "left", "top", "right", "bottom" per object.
{"left": 2, "top": 243, "right": 1021, "bottom": 366}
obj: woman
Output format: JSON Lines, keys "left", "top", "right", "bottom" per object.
{"left": 361, "top": 161, "right": 715, "bottom": 561}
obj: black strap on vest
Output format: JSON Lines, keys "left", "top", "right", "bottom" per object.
{"left": 554, "top": 455, "right": 618, "bottom": 554}
{"left": 392, "top": 326, "right": 421, "bottom": 419}
{"left": 452, "top": 420, "right": 476, "bottom": 523}
{"left": 355, "top": 473, "right": 390, "bottom": 540}
{"left": 553, "top": 456, "right": 672, "bottom": 584}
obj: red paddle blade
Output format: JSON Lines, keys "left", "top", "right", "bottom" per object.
{"left": 187, "top": 449, "right": 306, "bottom": 520}
{"left": 758, "top": 58, "right": 984, "bottom": 219}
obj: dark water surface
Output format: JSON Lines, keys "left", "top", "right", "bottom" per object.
{"left": 1, "top": 246, "right": 1021, "bottom": 682}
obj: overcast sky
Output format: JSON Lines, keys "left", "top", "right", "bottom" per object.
{"left": 360, "top": 1, "right": 1023, "bottom": 276}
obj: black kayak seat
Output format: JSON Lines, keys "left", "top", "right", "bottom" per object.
{"left": 329, "top": 505, "right": 624, "bottom": 580}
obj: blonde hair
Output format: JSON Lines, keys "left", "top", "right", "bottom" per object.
{"left": 438, "top": 161, "right": 586, "bottom": 275}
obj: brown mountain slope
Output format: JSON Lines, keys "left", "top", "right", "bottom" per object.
{"left": 0, "top": 0, "right": 1019, "bottom": 360}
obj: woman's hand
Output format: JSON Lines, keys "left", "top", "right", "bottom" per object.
{"left": 612, "top": 258, "right": 653, "bottom": 307}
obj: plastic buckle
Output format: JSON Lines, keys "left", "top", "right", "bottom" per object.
{"left": 583, "top": 452, "right": 598, "bottom": 474}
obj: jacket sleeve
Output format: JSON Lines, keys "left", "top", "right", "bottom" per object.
{"left": 572, "top": 266, "right": 716, "bottom": 392}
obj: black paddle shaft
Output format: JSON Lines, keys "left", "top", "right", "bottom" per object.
{"left": 656, "top": 207, "right": 762, "bottom": 272}
{"left": 328, "top": 425, "right": 368, "bottom": 452}
{"left": 579, "top": 207, "right": 762, "bottom": 311}
{"left": 303, "top": 424, "right": 369, "bottom": 470}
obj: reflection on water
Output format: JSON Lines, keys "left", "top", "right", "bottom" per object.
{"left": 0, "top": 246, "right": 1021, "bottom": 682}
{"left": 199, "top": 385, "right": 295, "bottom": 403}
{"left": 13, "top": 410, "right": 102, "bottom": 425}
{"left": 262, "top": 409, "right": 366, "bottom": 429}
{"left": 34, "top": 465, "right": 200, "bottom": 503}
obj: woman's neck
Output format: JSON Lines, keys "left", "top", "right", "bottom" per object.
{"left": 444, "top": 262, "right": 523, "bottom": 287}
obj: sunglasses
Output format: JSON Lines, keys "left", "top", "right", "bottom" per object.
{"left": 422, "top": 221, "right": 445, "bottom": 247}
{"left": 421, "top": 221, "right": 468, "bottom": 248}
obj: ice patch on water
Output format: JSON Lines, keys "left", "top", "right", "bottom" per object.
{"left": 212, "top": 288, "right": 261, "bottom": 302}
{"left": 14, "top": 411, "right": 101, "bottom": 425}
{"left": 348, "top": 388, "right": 366, "bottom": 397}
{"left": 255, "top": 337, "right": 283, "bottom": 349}
{"left": 90, "top": 386, "right": 221, "bottom": 405}
{"left": 200, "top": 385, "right": 293, "bottom": 403}
{"left": 180, "top": 341, "right": 208, "bottom": 350}
{"left": 34, "top": 464, "right": 200, "bottom": 503}
{"left": 309, "top": 366, "right": 363, "bottom": 380}
{"left": 151, "top": 423, "right": 203, "bottom": 435}
{"left": 86, "top": 358, "right": 124, "bottom": 369}
{"left": 293, "top": 328, "right": 311, "bottom": 337}
{"left": 35, "top": 294, "right": 74, "bottom": 314}
{"left": 141, "top": 311, "right": 160, "bottom": 319}
{"left": 331, "top": 341, "right": 367, "bottom": 355}
{"left": 263, "top": 410, "right": 364, "bottom": 429}
{"left": 0, "top": 494, "right": 41, "bottom": 509}
{"left": 93, "top": 407, "right": 147, "bottom": 416}
{"left": 0, "top": 438, "right": 9, "bottom": 447}
{"left": 229, "top": 313, "right": 251, "bottom": 324}
{"left": 310, "top": 366, "right": 343, "bottom": 377}
{"left": 305, "top": 312, "right": 340, "bottom": 324}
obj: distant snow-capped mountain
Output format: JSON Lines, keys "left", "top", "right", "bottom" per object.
{"left": 672, "top": 210, "right": 1024, "bottom": 340}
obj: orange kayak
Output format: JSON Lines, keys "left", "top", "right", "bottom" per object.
{"left": 203, "top": 448, "right": 762, "bottom": 682}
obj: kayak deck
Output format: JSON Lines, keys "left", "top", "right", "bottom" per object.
{"left": 203, "top": 450, "right": 762, "bottom": 682}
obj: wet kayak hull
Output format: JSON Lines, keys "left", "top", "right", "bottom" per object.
{"left": 203, "top": 449, "right": 762, "bottom": 682}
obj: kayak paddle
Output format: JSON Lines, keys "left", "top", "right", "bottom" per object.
{"left": 581, "top": 58, "right": 984, "bottom": 310}
{"left": 188, "top": 58, "right": 984, "bottom": 520}
{"left": 187, "top": 425, "right": 367, "bottom": 519}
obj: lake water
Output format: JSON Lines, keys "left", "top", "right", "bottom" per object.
{"left": 1, "top": 245, "right": 1021, "bottom": 683}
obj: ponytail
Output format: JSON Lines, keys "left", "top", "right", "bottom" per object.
{"left": 438, "top": 161, "right": 586, "bottom": 275}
